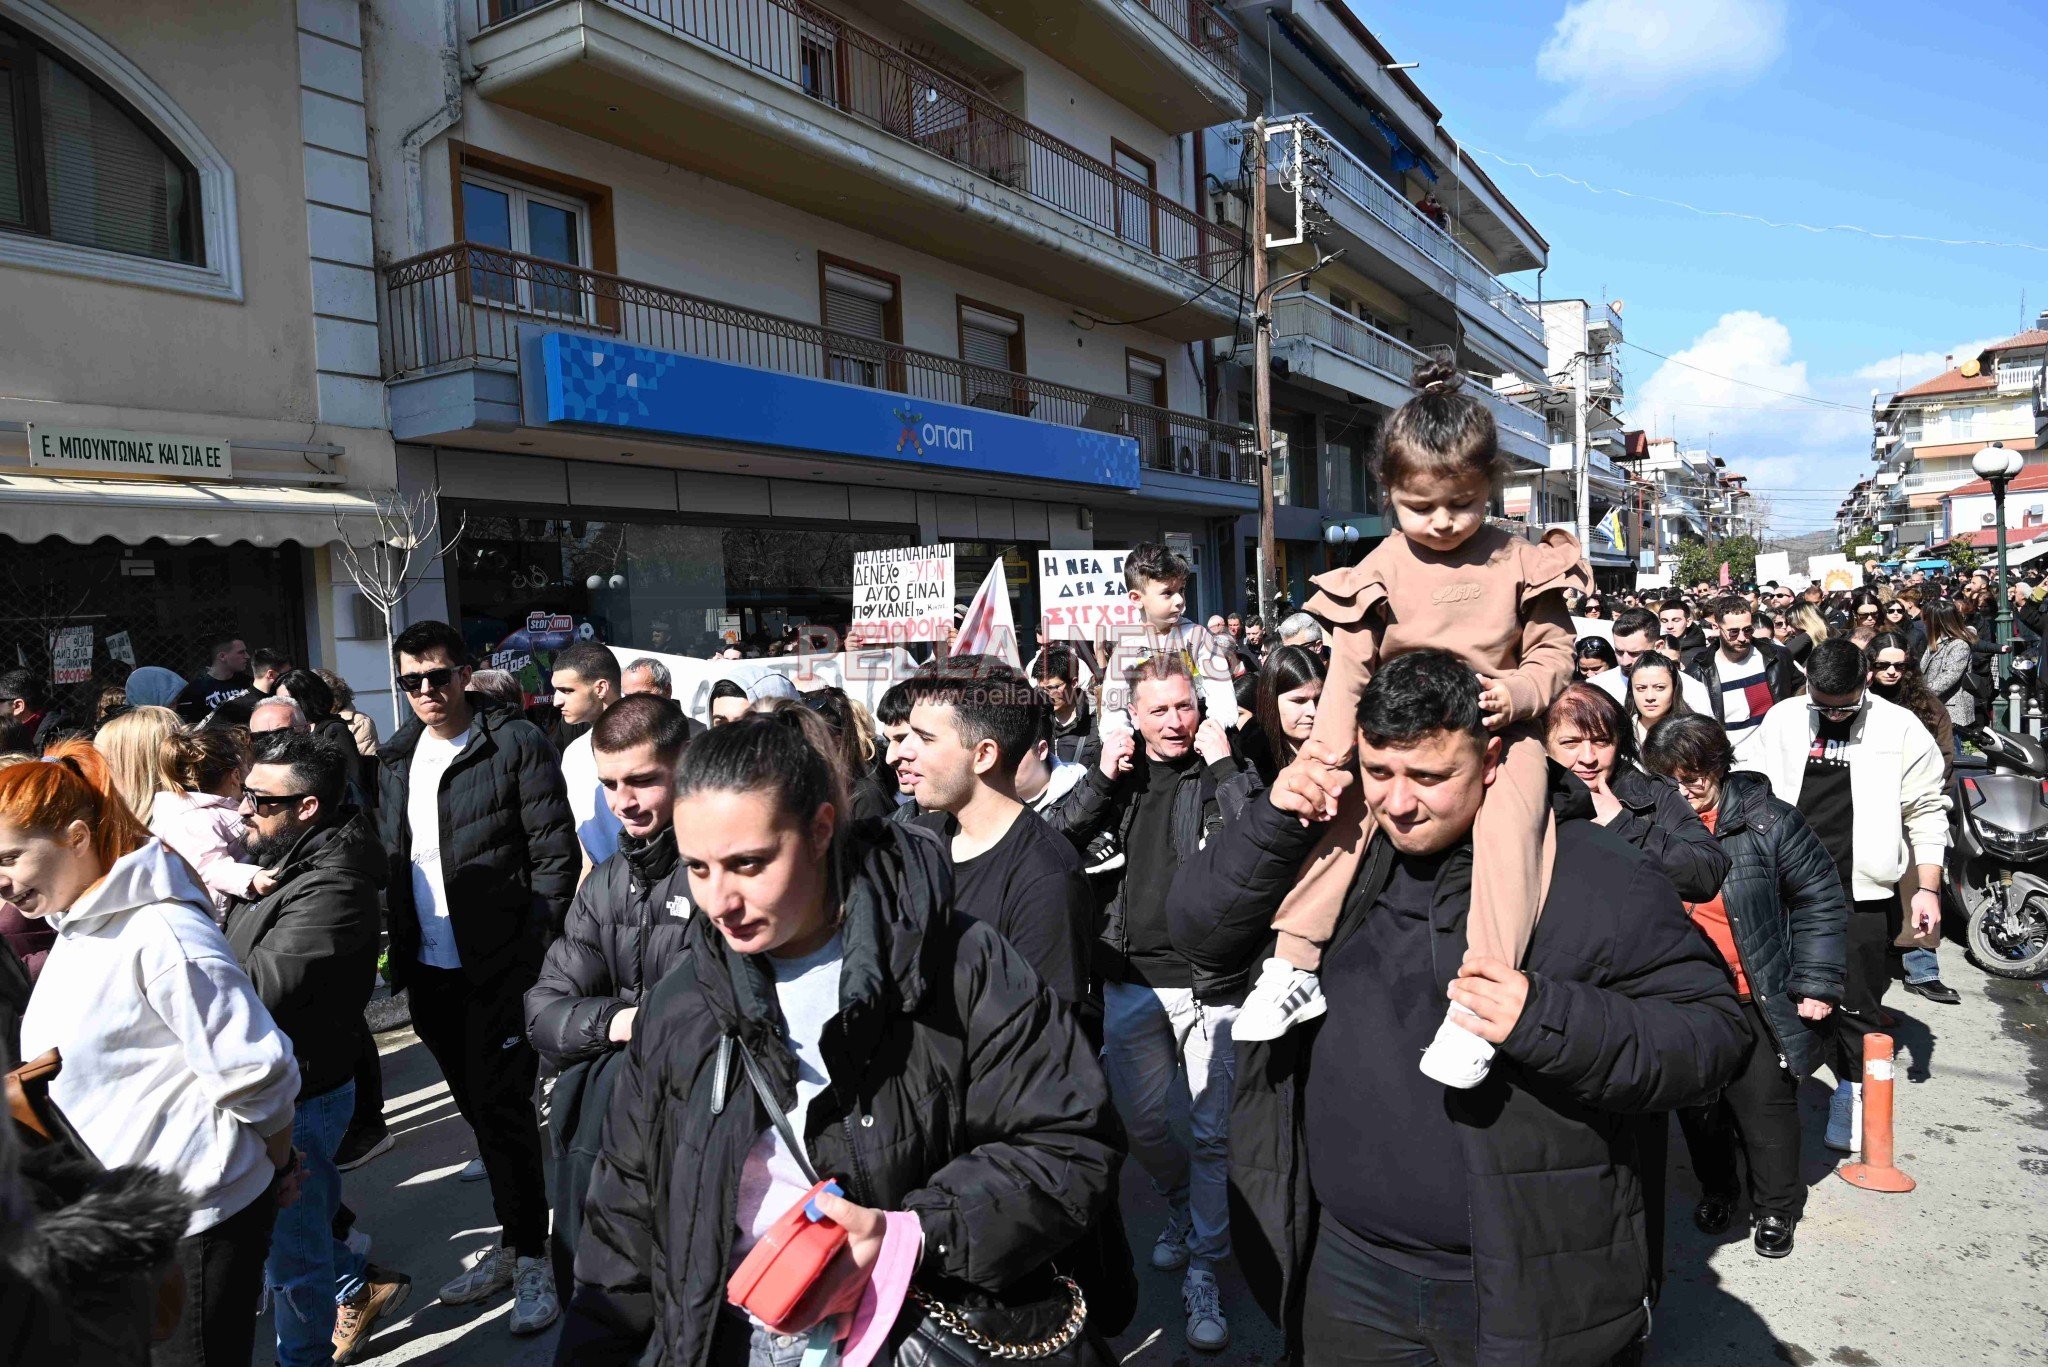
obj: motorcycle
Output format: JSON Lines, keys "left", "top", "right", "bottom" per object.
{"left": 1948, "top": 704, "right": 2048, "bottom": 980}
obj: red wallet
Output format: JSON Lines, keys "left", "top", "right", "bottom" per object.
{"left": 727, "top": 1178, "right": 851, "bottom": 1333}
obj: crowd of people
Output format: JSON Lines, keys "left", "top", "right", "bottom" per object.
{"left": 2, "top": 360, "right": 2027, "bottom": 1367}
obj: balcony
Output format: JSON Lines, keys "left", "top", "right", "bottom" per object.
{"left": 383, "top": 243, "right": 1254, "bottom": 487}
{"left": 1586, "top": 351, "right": 1622, "bottom": 395}
{"left": 1262, "top": 117, "right": 1546, "bottom": 378}
{"left": 958, "top": 0, "right": 1245, "bottom": 130}
{"left": 470, "top": 0, "right": 1242, "bottom": 342}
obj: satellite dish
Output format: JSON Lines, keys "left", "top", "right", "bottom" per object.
{"left": 1960, "top": 357, "right": 1982, "bottom": 377}
{"left": 1610, "top": 299, "right": 1624, "bottom": 315}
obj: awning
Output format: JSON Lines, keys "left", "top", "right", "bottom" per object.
{"left": 0, "top": 474, "right": 386, "bottom": 547}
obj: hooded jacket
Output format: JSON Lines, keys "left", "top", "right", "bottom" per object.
{"left": 19, "top": 840, "right": 300, "bottom": 1235}
{"left": 1167, "top": 776, "right": 1745, "bottom": 1365}
{"left": 557, "top": 820, "right": 1120, "bottom": 1367}
{"left": 222, "top": 808, "right": 386, "bottom": 1100}
{"left": 147, "top": 789, "right": 267, "bottom": 919}
{"left": 378, "top": 696, "right": 578, "bottom": 986}
{"left": 1695, "top": 771, "right": 1848, "bottom": 1079}
{"left": 1606, "top": 761, "right": 1731, "bottom": 903}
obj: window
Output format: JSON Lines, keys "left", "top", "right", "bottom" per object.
{"left": 820, "top": 256, "right": 901, "bottom": 390}
{"left": 0, "top": 20, "right": 200, "bottom": 265}
{"left": 460, "top": 172, "right": 589, "bottom": 319}
{"left": 1126, "top": 349, "right": 1167, "bottom": 468}
{"left": 958, "top": 299, "right": 1029, "bottom": 414}
{"left": 798, "top": 21, "right": 838, "bottom": 103}
{"left": 1111, "top": 143, "right": 1155, "bottom": 251}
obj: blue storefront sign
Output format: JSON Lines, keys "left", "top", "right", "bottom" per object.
{"left": 531, "top": 332, "right": 1141, "bottom": 491}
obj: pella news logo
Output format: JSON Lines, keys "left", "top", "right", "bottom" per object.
{"left": 894, "top": 406, "right": 974, "bottom": 458}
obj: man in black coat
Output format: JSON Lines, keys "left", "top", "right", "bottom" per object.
{"left": 1683, "top": 595, "right": 1801, "bottom": 759}
{"left": 1168, "top": 650, "right": 1746, "bottom": 1366}
{"left": 225, "top": 730, "right": 410, "bottom": 1364}
{"left": 525, "top": 696, "right": 696, "bottom": 1294}
{"left": 377, "top": 620, "right": 577, "bottom": 1338}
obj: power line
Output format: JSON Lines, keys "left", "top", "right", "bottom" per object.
{"left": 1621, "top": 339, "right": 1869, "bottom": 412}
{"left": 1465, "top": 146, "right": 2048, "bottom": 255}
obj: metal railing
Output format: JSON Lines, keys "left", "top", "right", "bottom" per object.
{"left": 1476, "top": 385, "right": 1547, "bottom": 446}
{"left": 1137, "top": 0, "right": 1238, "bottom": 72}
{"left": 480, "top": 0, "right": 1241, "bottom": 282}
{"left": 1270, "top": 292, "right": 1421, "bottom": 383}
{"left": 1266, "top": 117, "right": 1543, "bottom": 348}
{"left": 383, "top": 243, "right": 1254, "bottom": 483}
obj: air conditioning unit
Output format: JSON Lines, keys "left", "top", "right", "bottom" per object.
{"left": 1982, "top": 512, "right": 1998, "bottom": 526}
{"left": 2030, "top": 505, "right": 2045, "bottom": 519}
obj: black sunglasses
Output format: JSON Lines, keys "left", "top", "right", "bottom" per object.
{"left": 239, "top": 789, "right": 312, "bottom": 810}
{"left": 397, "top": 667, "right": 459, "bottom": 694}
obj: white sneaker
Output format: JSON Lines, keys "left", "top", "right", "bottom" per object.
{"left": 458, "top": 1156, "right": 488, "bottom": 1182}
{"left": 1182, "top": 1269, "right": 1229, "bottom": 1353}
{"left": 438, "top": 1245, "right": 517, "bottom": 1305}
{"left": 1418, "top": 1002, "right": 1495, "bottom": 1089}
{"left": 508, "top": 1256, "right": 560, "bottom": 1335}
{"left": 1233, "top": 958, "right": 1327, "bottom": 1043}
{"left": 1824, "top": 1081, "right": 1863, "bottom": 1153}
{"left": 1150, "top": 1206, "right": 1192, "bottom": 1271}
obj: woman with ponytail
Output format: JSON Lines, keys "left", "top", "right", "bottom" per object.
{"left": 8, "top": 742, "right": 301, "bottom": 1367}
{"left": 559, "top": 707, "right": 1121, "bottom": 1367}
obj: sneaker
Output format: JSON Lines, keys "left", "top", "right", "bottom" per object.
{"left": 508, "top": 1256, "right": 560, "bottom": 1335}
{"left": 1233, "top": 958, "right": 1327, "bottom": 1043}
{"left": 1182, "top": 1269, "right": 1229, "bottom": 1353}
{"left": 1418, "top": 1002, "right": 1494, "bottom": 1089}
{"left": 1150, "top": 1207, "right": 1192, "bottom": 1272}
{"left": 333, "top": 1266, "right": 411, "bottom": 1364}
{"left": 458, "top": 1156, "right": 488, "bottom": 1182}
{"left": 1824, "top": 1080, "right": 1863, "bottom": 1153}
{"left": 438, "top": 1245, "right": 517, "bottom": 1305}
{"left": 335, "top": 1126, "right": 393, "bottom": 1172}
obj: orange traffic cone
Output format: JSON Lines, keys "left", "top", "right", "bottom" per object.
{"left": 1838, "top": 1032, "right": 1915, "bottom": 1193}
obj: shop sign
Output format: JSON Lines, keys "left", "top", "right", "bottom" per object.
{"left": 50, "top": 625, "right": 93, "bottom": 684}
{"left": 1037, "top": 549, "right": 1141, "bottom": 640}
{"left": 852, "top": 543, "right": 956, "bottom": 643}
{"left": 26, "top": 424, "right": 232, "bottom": 479}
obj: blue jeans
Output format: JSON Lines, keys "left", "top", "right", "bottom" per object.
{"left": 269, "top": 1080, "right": 370, "bottom": 1367}
{"left": 1902, "top": 946, "right": 1942, "bottom": 986}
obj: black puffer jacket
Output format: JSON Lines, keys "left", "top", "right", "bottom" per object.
{"left": 1684, "top": 640, "right": 1802, "bottom": 720}
{"left": 223, "top": 808, "right": 385, "bottom": 1099}
{"left": 525, "top": 828, "right": 695, "bottom": 1071}
{"left": 1607, "top": 761, "right": 1730, "bottom": 902}
{"left": 1047, "top": 753, "right": 1262, "bottom": 999}
{"left": 557, "top": 820, "right": 1120, "bottom": 1367}
{"left": 378, "top": 697, "right": 577, "bottom": 987}
{"left": 1698, "top": 771, "right": 1848, "bottom": 1079}
{"left": 1172, "top": 777, "right": 1745, "bottom": 1366}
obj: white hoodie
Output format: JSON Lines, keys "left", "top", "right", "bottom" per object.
{"left": 20, "top": 839, "right": 299, "bottom": 1235}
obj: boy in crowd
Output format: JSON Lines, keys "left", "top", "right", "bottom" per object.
{"left": 1097, "top": 542, "right": 1237, "bottom": 734}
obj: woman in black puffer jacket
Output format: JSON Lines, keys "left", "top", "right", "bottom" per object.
{"left": 1644, "top": 717, "right": 1847, "bottom": 1259}
{"left": 556, "top": 709, "right": 1120, "bottom": 1367}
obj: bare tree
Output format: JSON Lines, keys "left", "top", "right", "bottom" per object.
{"left": 333, "top": 488, "right": 467, "bottom": 727}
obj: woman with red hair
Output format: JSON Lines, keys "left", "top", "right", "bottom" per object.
{"left": 7, "top": 742, "right": 300, "bottom": 1367}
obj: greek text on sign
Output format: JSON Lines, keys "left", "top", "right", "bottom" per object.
{"left": 51, "top": 625, "right": 93, "bottom": 685}
{"left": 853, "top": 544, "right": 956, "bottom": 643}
{"left": 1037, "top": 550, "right": 1142, "bottom": 640}
{"left": 26, "top": 424, "right": 233, "bottom": 479}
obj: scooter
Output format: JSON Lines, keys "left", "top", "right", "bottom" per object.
{"left": 1949, "top": 707, "right": 2048, "bottom": 980}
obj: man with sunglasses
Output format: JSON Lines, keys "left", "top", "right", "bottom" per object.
{"left": 1587, "top": 608, "right": 1713, "bottom": 713}
{"left": 377, "top": 620, "right": 576, "bottom": 1339}
{"left": 1684, "top": 596, "right": 1800, "bottom": 762}
{"left": 1737, "top": 638, "right": 1949, "bottom": 1155}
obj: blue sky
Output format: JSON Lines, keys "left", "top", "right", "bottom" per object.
{"left": 1344, "top": 0, "right": 2048, "bottom": 532}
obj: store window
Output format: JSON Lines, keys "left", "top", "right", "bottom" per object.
{"left": 0, "top": 19, "right": 201, "bottom": 264}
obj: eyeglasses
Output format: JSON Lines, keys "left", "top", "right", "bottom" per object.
{"left": 1721, "top": 623, "right": 1753, "bottom": 636}
{"left": 397, "top": 667, "right": 458, "bottom": 694}
{"left": 1872, "top": 660, "right": 1907, "bottom": 674}
{"left": 1855, "top": 609, "right": 1880, "bottom": 620}
{"left": 1809, "top": 698, "right": 1863, "bottom": 721}
{"left": 238, "top": 789, "right": 312, "bottom": 810}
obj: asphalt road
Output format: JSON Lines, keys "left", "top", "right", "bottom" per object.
{"left": 306, "top": 940, "right": 2046, "bottom": 1367}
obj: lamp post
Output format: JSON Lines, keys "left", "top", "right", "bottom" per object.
{"left": 1972, "top": 441, "right": 2027, "bottom": 728}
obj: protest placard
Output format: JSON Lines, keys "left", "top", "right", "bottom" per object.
{"left": 1754, "top": 551, "right": 1790, "bottom": 586}
{"left": 1037, "top": 549, "right": 1140, "bottom": 641}
{"left": 853, "top": 543, "right": 956, "bottom": 643}
{"left": 51, "top": 625, "right": 93, "bottom": 684}
{"left": 1807, "top": 553, "right": 1855, "bottom": 592}
{"left": 106, "top": 631, "right": 136, "bottom": 667}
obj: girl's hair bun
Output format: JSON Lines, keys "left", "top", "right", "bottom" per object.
{"left": 1412, "top": 357, "right": 1462, "bottom": 397}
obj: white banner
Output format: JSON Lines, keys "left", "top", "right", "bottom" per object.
{"left": 1037, "top": 548, "right": 1140, "bottom": 643}
{"left": 1753, "top": 551, "right": 1790, "bottom": 586}
{"left": 852, "top": 543, "right": 956, "bottom": 643}
{"left": 606, "top": 646, "right": 921, "bottom": 726}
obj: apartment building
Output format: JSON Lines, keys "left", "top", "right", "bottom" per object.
{"left": 1632, "top": 437, "right": 1728, "bottom": 578}
{"left": 1868, "top": 325, "right": 2047, "bottom": 555}
{"left": 0, "top": 0, "right": 400, "bottom": 710}
{"left": 1498, "top": 297, "right": 1633, "bottom": 583}
{"left": 361, "top": 0, "right": 1259, "bottom": 662}
{"left": 1200, "top": 0, "right": 1550, "bottom": 603}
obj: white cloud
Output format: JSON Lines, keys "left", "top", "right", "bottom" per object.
{"left": 1537, "top": 0, "right": 1786, "bottom": 126}
{"left": 1853, "top": 339, "right": 2002, "bottom": 389}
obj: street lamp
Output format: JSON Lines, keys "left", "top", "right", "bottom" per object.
{"left": 1972, "top": 440, "right": 2027, "bottom": 727}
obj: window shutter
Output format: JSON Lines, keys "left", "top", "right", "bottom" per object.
{"left": 37, "top": 54, "right": 194, "bottom": 263}
{"left": 1126, "top": 352, "right": 1165, "bottom": 405}
{"left": 0, "top": 63, "right": 22, "bottom": 227}
{"left": 958, "top": 304, "right": 1017, "bottom": 372}
{"left": 823, "top": 264, "right": 893, "bottom": 339}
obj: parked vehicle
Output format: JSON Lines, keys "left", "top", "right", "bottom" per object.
{"left": 1948, "top": 720, "right": 2048, "bottom": 980}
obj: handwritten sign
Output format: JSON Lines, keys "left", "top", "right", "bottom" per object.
{"left": 853, "top": 544, "right": 956, "bottom": 643}
{"left": 51, "top": 625, "right": 93, "bottom": 684}
{"left": 1037, "top": 549, "right": 1140, "bottom": 640}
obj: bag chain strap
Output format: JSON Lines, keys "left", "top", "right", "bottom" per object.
{"left": 907, "top": 1275, "right": 1087, "bottom": 1361}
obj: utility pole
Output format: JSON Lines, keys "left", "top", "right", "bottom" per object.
{"left": 1573, "top": 348, "right": 1590, "bottom": 552}
{"left": 1251, "top": 115, "right": 1276, "bottom": 618}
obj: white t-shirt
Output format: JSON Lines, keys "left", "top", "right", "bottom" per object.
{"left": 1714, "top": 649, "right": 1776, "bottom": 761}
{"left": 407, "top": 723, "right": 474, "bottom": 970}
{"left": 1097, "top": 619, "right": 1238, "bottom": 732}
{"left": 562, "top": 731, "right": 623, "bottom": 868}
{"left": 733, "top": 932, "right": 845, "bottom": 1263}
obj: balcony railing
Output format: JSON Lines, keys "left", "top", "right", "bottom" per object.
{"left": 383, "top": 243, "right": 1254, "bottom": 482}
{"left": 1267, "top": 117, "right": 1543, "bottom": 348}
{"left": 480, "top": 0, "right": 1240, "bottom": 282}
{"left": 1271, "top": 292, "right": 1421, "bottom": 384}
{"left": 1137, "top": 0, "right": 1238, "bottom": 73}
{"left": 1477, "top": 385, "right": 1547, "bottom": 447}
